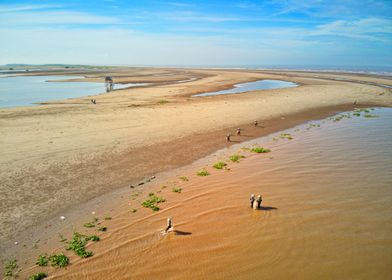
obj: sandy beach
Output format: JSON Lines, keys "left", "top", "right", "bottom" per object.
{"left": 1, "top": 68, "right": 392, "bottom": 278}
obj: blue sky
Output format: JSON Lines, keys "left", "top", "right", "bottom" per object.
{"left": 0, "top": 0, "right": 391, "bottom": 67}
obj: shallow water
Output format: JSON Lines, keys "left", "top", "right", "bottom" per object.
{"left": 54, "top": 108, "right": 392, "bottom": 280}
{"left": 0, "top": 75, "right": 146, "bottom": 108}
{"left": 193, "top": 79, "right": 297, "bottom": 97}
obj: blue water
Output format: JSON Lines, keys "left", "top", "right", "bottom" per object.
{"left": 0, "top": 75, "right": 145, "bottom": 108}
{"left": 193, "top": 79, "right": 297, "bottom": 97}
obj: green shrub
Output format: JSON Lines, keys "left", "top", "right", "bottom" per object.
{"left": 280, "top": 133, "right": 293, "bottom": 140}
{"left": 179, "top": 176, "right": 189, "bottom": 181}
{"left": 104, "top": 216, "right": 112, "bottom": 220}
{"left": 213, "top": 161, "right": 227, "bottom": 169}
{"left": 141, "top": 194, "right": 166, "bottom": 211}
{"left": 251, "top": 147, "right": 271, "bottom": 153}
{"left": 229, "top": 154, "right": 244, "bottom": 162}
{"left": 36, "top": 254, "right": 49, "bottom": 266}
{"left": 98, "top": 226, "right": 107, "bottom": 232}
{"left": 172, "top": 187, "right": 182, "bottom": 193}
{"left": 4, "top": 259, "right": 18, "bottom": 277}
{"left": 197, "top": 168, "right": 210, "bottom": 176}
{"left": 49, "top": 253, "right": 69, "bottom": 267}
{"left": 66, "top": 232, "right": 94, "bottom": 258}
{"left": 89, "top": 235, "right": 100, "bottom": 242}
{"left": 28, "top": 272, "right": 47, "bottom": 280}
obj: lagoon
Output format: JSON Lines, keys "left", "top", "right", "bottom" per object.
{"left": 0, "top": 75, "right": 145, "bottom": 108}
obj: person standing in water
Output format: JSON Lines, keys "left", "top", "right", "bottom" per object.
{"left": 256, "top": 195, "right": 262, "bottom": 209}
{"left": 165, "top": 217, "right": 173, "bottom": 233}
{"left": 250, "top": 194, "right": 255, "bottom": 209}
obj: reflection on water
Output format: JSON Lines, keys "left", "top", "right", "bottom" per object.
{"left": 193, "top": 79, "right": 297, "bottom": 97}
{"left": 0, "top": 75, "right": 146, "bottom": 108}
{"left": 58, "top": 108, "right": 392, "bottom": 280}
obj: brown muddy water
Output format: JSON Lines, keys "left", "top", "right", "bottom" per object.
{"left": 35, "top": 108, "right": 392, "bottom": 279}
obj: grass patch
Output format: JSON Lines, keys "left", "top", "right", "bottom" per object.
{"left": 197, "top": 168, "right": 210, "bottom": 176}
{"left": 141, "top": 193, "right": 166, "bottom": 211}
{"left": 66, "top": 232, "right": 95, "bottom": 258}
{"left": 28, "top": 272, "right": 47, "bottom": 280}
{"left": 172, "top": 187, "right": 182, "bottom": 193}
{"left": 49, "top": 254, "right": 69, "bottom": 268}
{"left": 104, "top": 216, "right": 112, "bottom": 220}
{"left": 229, "top": 154, "right": 245, "bottom": 163}
{"left": 98, "top": 226, "right": 107, "bottom": 232}
{"left": 179, "top": 176, "right": 189, "bottom": 181}
{"left": 4, "top": 259, "right": 18, "bottom": 277}
{"left": 36, "top": 254, "right": 49, "bottom": 266}
{"left": 280, "top": 133, "right": 293, "bottom": 140}
{"left": 213, "top": 161, "right": 227, "bottom": 170}
{"left": 89, "top": 235, "right": 100, "bottom": 242}
{"left": 364, "top": 114, "right": 379, "bottom": 118}
{"left": 83, "top": 222, "right": 95, "bottom": 228}
{"left": 250, "top": 146, "right": 271, "bottom": 153}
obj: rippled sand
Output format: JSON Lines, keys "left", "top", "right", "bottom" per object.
{"left": 23, "top": 108, "right": 390, "bottom": 280}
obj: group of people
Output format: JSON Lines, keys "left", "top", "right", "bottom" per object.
{"left": 250, "top": 194, "right": 263, "bottom": 209}
{"left": 226, "top": 120, "right": 260, "bottom": 142}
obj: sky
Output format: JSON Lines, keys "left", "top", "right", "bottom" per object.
{"left": 0, "top": 0, "right": 391, "bottom": 67}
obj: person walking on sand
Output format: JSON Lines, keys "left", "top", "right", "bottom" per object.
{"left": 250, "top": 194, "right": 255, "bottom": 209}
{"left": 165, "top": 217, "right": 173, "bottom": 233}
{"left": 254, "top": 120, "right": 258, "bottom": 127}
{"left": 256, "top": 195, "right": 262, "bottom": 209}
{"left": 237, "top": 128, "right": 241, "bottom": 136}
{"left": 226, "top": 133, "right": 231, "bottom": 142}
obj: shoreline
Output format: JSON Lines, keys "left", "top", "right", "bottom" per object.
{"left": 1, "top": 68, "right": 391, "bottom": 274}
{"left": 4, "top": 106, "right": 392, "bottom": 279}
{"left": 0, "top": 103, "right": 384, "bottom": 259}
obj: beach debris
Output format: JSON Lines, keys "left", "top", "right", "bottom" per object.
{"left": 60, "top": 216, "right": 65, "bottom": 220}
{"left": 138, "top": 181, "right": 145, "bottom": 186}
{"left": 91, "top": 211, "right": 96, "bottom": 215}
{"left": 14, "top": 241, "right": 18, "bottom": 245}
{"left": 151, "top": 175, "right": 156, "bottom": 179}
{"left": 90, "top": 99, "right": 96, "bottom": 104}
{"left": 131, "top": 208, "right": 137, "bottom": 213}
{"left": 130, "top": 185, "right": 135, "bottom": 188}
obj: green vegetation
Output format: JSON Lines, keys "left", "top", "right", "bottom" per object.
{"left": 66, "top": 232, "right": 95, "bottom": 258}
{"left": 179, "top": 176, "right": 189, "bottom": 181}
{"left": 157, "top": 100, "right": 170, "bottom": 104}
{"left": 250, "top": 146, "right": 271, "bottom": 153}
{"left": 364, "top": 114, "right": 379, "bottom": 118}
{"left": 213, "top": 161, "right": 227, "bottom": 170}
{"left": 49, "top": 254, "right": 69, "bottom": 268}
{"left": 4, "top": 259, "right": 18, "bottom": 277}
{"left": 197, "top": 168, "right": 210, "bottom": 176}
{"left": 104, "top": 216, "right": 112, "bottom": 220}
{"left": 280, "top": 133, "right": 293, "bottom": 140}
{"left": 89, "top": 235, "right": 100, "bottom": 242}
{"left": 172, "top": 187, "right": 182, "bottom": 193}
{"left": 141, "top": 193, "right": 166, "bottom": 211}
{"left": 83, "top": 217, "right": 99, "bottom": 228}
{"left": 28, "top": 272, "right": 47, "bottom": 280}
{"left": 98, "top": 226, "right": 107, "bottom": 232}
{"left": 229, "top": 154, "right": 245, "bottom": 162}
{"left": 36, "top": 254, "right": 49, "bottom": 266}
{"left": 83, "top": 222, "right": 95, "bottom": 228}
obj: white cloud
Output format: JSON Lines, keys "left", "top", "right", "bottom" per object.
{"left": 0, "top": 4, "right": 64, "bottom": 12}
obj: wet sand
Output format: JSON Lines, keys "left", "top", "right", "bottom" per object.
{"left": 0, "top": 68, "right": 392, "bottom": 277}
{"left": 14, "top": 107, "right": 392, "bottom": 279}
